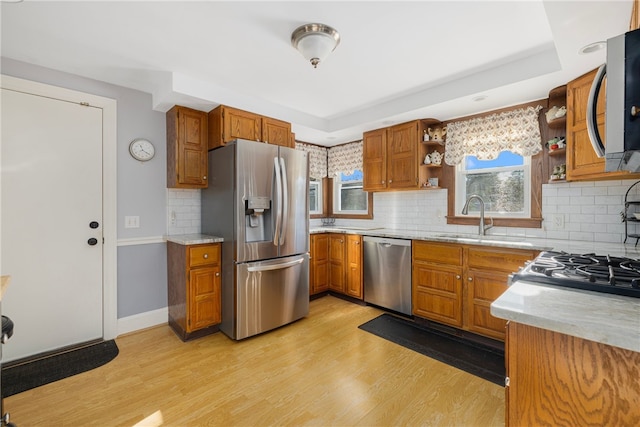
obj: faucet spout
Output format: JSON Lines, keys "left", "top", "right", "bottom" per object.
{"left": 461, "top": 194, "right": 493, "bottom": 235}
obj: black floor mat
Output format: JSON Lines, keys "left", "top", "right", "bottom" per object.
{"left": 1, "top": 340, "right": 119, "bottom": 398}
{"left": 359, "top": 314, "right": 505, "bottom": 386}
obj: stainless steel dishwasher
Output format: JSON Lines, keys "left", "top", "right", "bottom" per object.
{"left": 363, "top": 236, "right": 412, "bottom": 316}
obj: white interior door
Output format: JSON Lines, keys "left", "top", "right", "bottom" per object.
{"left": 1, "top": 87, "right": 104, "bottom": 362}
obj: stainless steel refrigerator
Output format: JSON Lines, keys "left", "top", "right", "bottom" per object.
{"left": 202, "top": 139, "right": 309, "bottom": 340}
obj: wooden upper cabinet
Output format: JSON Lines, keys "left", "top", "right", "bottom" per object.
{"left": 363, "top": 128, "right": 387, "bottom": 191}
{"left": 363, "top": 120, "right": 420, "bottom": 192}
{"left": 208, "top": 105, "right": 261, "bottom": 149}
{"left": 208, "top": 105, "right": 293, "bottom": 149}
{"left": 566, "top": 68, "right": 637, "bottom": 181}
{"left": 387, "top": 121, "right": 419, "bottom": 189}
{"left": 262, "top": 116, "right": 292, "bottom": 147}
{"left": 167, "top": 105, "right": 208, "bottom": 189}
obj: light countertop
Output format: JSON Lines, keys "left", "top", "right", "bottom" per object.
{"left": 165, "top": 234, "right": 223, "bottom": 245}
{"left": 491, "top": 281, "right": 640, "bottom": 352}
{"left": 310, "top": 227, "right": 640, "bottom": 257}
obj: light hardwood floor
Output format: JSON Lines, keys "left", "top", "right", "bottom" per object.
{"left": 5, "top": 296, "right": 504, "bottom": 426}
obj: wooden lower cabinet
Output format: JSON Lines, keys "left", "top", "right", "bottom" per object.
{"left": 506, "top": 322, "right": 640, "bottom": 426}
{"left": 412, "top": 242, "right": 463, "bottom": 327}
{"left": 345, "top": 235, "right": 363, "bottom": 299}
{"left": 412, "top": 240, "right": 537, "bottom": 341}
{"left": 310, "top": 233, "right": 329, "bottom": 295}
{"left": 167, "top": 241, "right": 221, "bottom": 341}
{"left": 313, "top": 233, "right": 363, "bottom": 299}
{"left": 329, "top": 234, "right": 346, "bottom": 293}
{"left": 465, "top": 246, "right": 538, "bottom": 340}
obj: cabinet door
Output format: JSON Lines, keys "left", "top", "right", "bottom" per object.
{"left": 412, "top": 261, "right": 463, "bottom": 327}
{"left": 465, "top": 246, "right": 537, "bottom": 341}
{"left": 167, "top": 106, "right": 208, "bottom": 188}
{"left": 223, "top": 106, "right": 262, "bottom": 143}
{"left": 345, "top": 235, "right": 362, "bottom": 299}
{"left": 363, "top": 128, "right": 387, "bottom": 191}
{"left": 188, "top": 266, "right": 221, "bottom": 332}
{"left": 329, "top": 234, "right": 346, "bottom": 293}
{"left": 310, "top": 234, "right": 329, "bottom": 294}
{"left": 262, "top": 117, "right": 292, "bottom": 147}
{"left": 465, "top": 269, "right": 510, "bottom": 340}
{"left": 566, "top": 68, "right": 634, "bottom": 181}
{"left": 387, "top": 121, "right": 419, "bottom": 190}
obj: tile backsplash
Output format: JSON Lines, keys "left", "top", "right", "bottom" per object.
{"left": 170, "top": 179, "right": 640, "bottom": 244}
{"left": 166, "top": 188, "right": 201, "bottom": 235}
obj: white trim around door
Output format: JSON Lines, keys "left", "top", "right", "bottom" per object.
{"left": 0, "top": 74, "right": 118, "bottom": 340}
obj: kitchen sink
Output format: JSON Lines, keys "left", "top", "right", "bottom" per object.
{"left": 434, "top": 233, "right": 530, "bottom": 245}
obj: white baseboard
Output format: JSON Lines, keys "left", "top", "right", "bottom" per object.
{"left": 117, "top": 307, "right": 168, "bottom": 336}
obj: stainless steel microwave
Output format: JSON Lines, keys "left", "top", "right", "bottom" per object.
{"left": 588, "top": 27, "right": 640, "bottom": 172}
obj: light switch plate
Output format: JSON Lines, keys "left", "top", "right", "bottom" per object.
{"left": 124, "top": 216, "right": 140, "bottom": 228}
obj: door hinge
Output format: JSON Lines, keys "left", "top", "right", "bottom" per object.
{"left": 505, "top": 376, "right": 510, "bottom": 387}
{"left": 80, "top": 102, "right": 90, "bottom": 107}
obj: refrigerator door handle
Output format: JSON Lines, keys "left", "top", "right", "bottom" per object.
{"left": 279, "top": 157, "right": 288, "bottom": 245}
{"left": 246, "top": 257, "right": 305, "bottom": 272}
{"left": 273, "top": 157, "right": 283, "bottom": 246}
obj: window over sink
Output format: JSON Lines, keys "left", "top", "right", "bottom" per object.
{"left": 455, "top": 151, "right": 531, "bottom": 218}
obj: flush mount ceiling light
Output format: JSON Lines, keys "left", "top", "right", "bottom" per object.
{"left": 291, "top": 23, "right": 340, "bottom": 68}
{"left": 579, "top": 41, "right": 606, "bottom": 55}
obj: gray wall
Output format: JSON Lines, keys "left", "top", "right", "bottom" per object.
{"left": 2, "top": 57, "right": 169, "bottom": 318}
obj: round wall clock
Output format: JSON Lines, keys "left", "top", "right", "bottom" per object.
{"left": 129, "top": 138, "right": 155, "bottom": 162}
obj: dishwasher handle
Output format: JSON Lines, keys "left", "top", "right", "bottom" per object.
{"left": 363, "top": 236, "right": 411, "bottom": 247}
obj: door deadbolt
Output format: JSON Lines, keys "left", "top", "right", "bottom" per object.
{"left": 89, "top": 221, "right": 100, "bottom": 229}
{"left": 88, "top": 238, "right": 98, "bottom": 246}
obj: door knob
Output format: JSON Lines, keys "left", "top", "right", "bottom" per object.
{"left": 88, "top": 238, "right": 98, "bottom": 246}
{"left": 89, "top": 221, "right": 99, "bottom": 229}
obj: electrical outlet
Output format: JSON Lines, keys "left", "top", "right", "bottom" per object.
{"left": 550, "top": 213, "right": 564, "bottom": 229}
{"left": 124, "top": 216, "right": 140, "bottom": 228}
{"left": 170, "top": 210, "right": 176, "bottom": 226}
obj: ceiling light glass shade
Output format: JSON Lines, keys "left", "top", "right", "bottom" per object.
{"left": 291, "top": 23, "right": 340, "bottom": 68}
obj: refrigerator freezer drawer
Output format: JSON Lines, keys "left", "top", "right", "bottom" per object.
{"left": 234, "top": 254, "right": 309, "bottom": 340}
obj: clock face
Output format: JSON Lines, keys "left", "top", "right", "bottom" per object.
{"left": 129, "top": 138, "right": 155, "bottom": 162}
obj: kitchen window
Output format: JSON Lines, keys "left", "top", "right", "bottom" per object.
{"left": 333, "top": 170, "right": 369, "bottom": 215}
{"left": 309, "top": 178, "right": 322, "bottom": 215}
{"left": 455, "top": 151, "right": 531, "bottom": 218}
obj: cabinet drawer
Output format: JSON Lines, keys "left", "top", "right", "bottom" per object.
{"left": 189, "top": 244, "right": 220, "bottom": 268}
{"left": 413, "top": 241, "right": 463, "bottom": 266}
{"left": 466, "top": 247, "right": 536, "bottom": 272}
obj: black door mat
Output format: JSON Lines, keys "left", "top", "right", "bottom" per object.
{"left": 359, "top": 314, "right": 505, "bottom": 386}
{"left": 1, "top": 339, "right": 119, "bottom": 398}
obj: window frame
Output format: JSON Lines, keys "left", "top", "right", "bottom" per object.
{"left": 445, "top": 99, "right": 545, "bottom": 229}
{"left": 309, "top": 178, "right": 323, "bottom": 216}
{"left": 309, "top": 177, "right": 373, "bottom": 220}
{"left": 454, "top": 152, "right": 532, "bottom": 219}
{"left": 332, "top": 171, "right": 369, "bottom": 216}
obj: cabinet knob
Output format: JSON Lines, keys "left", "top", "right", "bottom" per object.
{"left": 456, "top": 275, "right": 461, "bottom": 279}
{"left": 468, "top": 277, "right": 473, "bottom": 281}
{"left": 203, "top": 253, "right": 209, "bottom": 259}
{"left": 203, "top": 176, "right": 207, "bottom": 180}
{"left": 215, "top": 272, "right": 220, "bottom": 277}
{"left": 632, "top": 105, "right": 639, "bottom": 117}
{"left": 381, "top": 180, "right": 385, "bottom": 184}
{"left": 389, "top": 179, "right": 393, "bottom": 183}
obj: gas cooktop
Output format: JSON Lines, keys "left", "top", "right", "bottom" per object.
{"left": 509, "top": 251, "right": 640, "bottom": 298}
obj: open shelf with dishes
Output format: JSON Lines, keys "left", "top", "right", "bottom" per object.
{"left": 418, "top": 118, "right": 446, "bottom": 189}
{"left": 545, "top": 85, "right": 567, "bottom": 184}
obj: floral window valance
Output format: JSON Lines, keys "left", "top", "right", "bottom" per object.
{"left": 295, "top": 142, "right": 327, "bottom": 178}
{"left": 328, "top": 140, "right": 363, "bottom": 176}
{"left": 444, "top": 105, "right": 543, "bottom": 166}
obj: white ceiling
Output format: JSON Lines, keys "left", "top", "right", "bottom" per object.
{"left": 0, "top": 0, "right": 634, "bottom": 146}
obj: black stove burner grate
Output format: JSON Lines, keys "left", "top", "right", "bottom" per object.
{"left": 511, "top": 251, "right": 640, "bottom": 298}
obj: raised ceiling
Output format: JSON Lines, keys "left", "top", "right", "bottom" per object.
{"left": 0, "top": 1, "right": 634, "bottom": 145}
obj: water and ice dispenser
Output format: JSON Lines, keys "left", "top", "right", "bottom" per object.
{"left": 244, "top": 196, "right": 272, "bottom": 243}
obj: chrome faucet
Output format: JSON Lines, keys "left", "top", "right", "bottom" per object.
{"left": 461, "top": 194, "right": 493, "bottom": 235}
